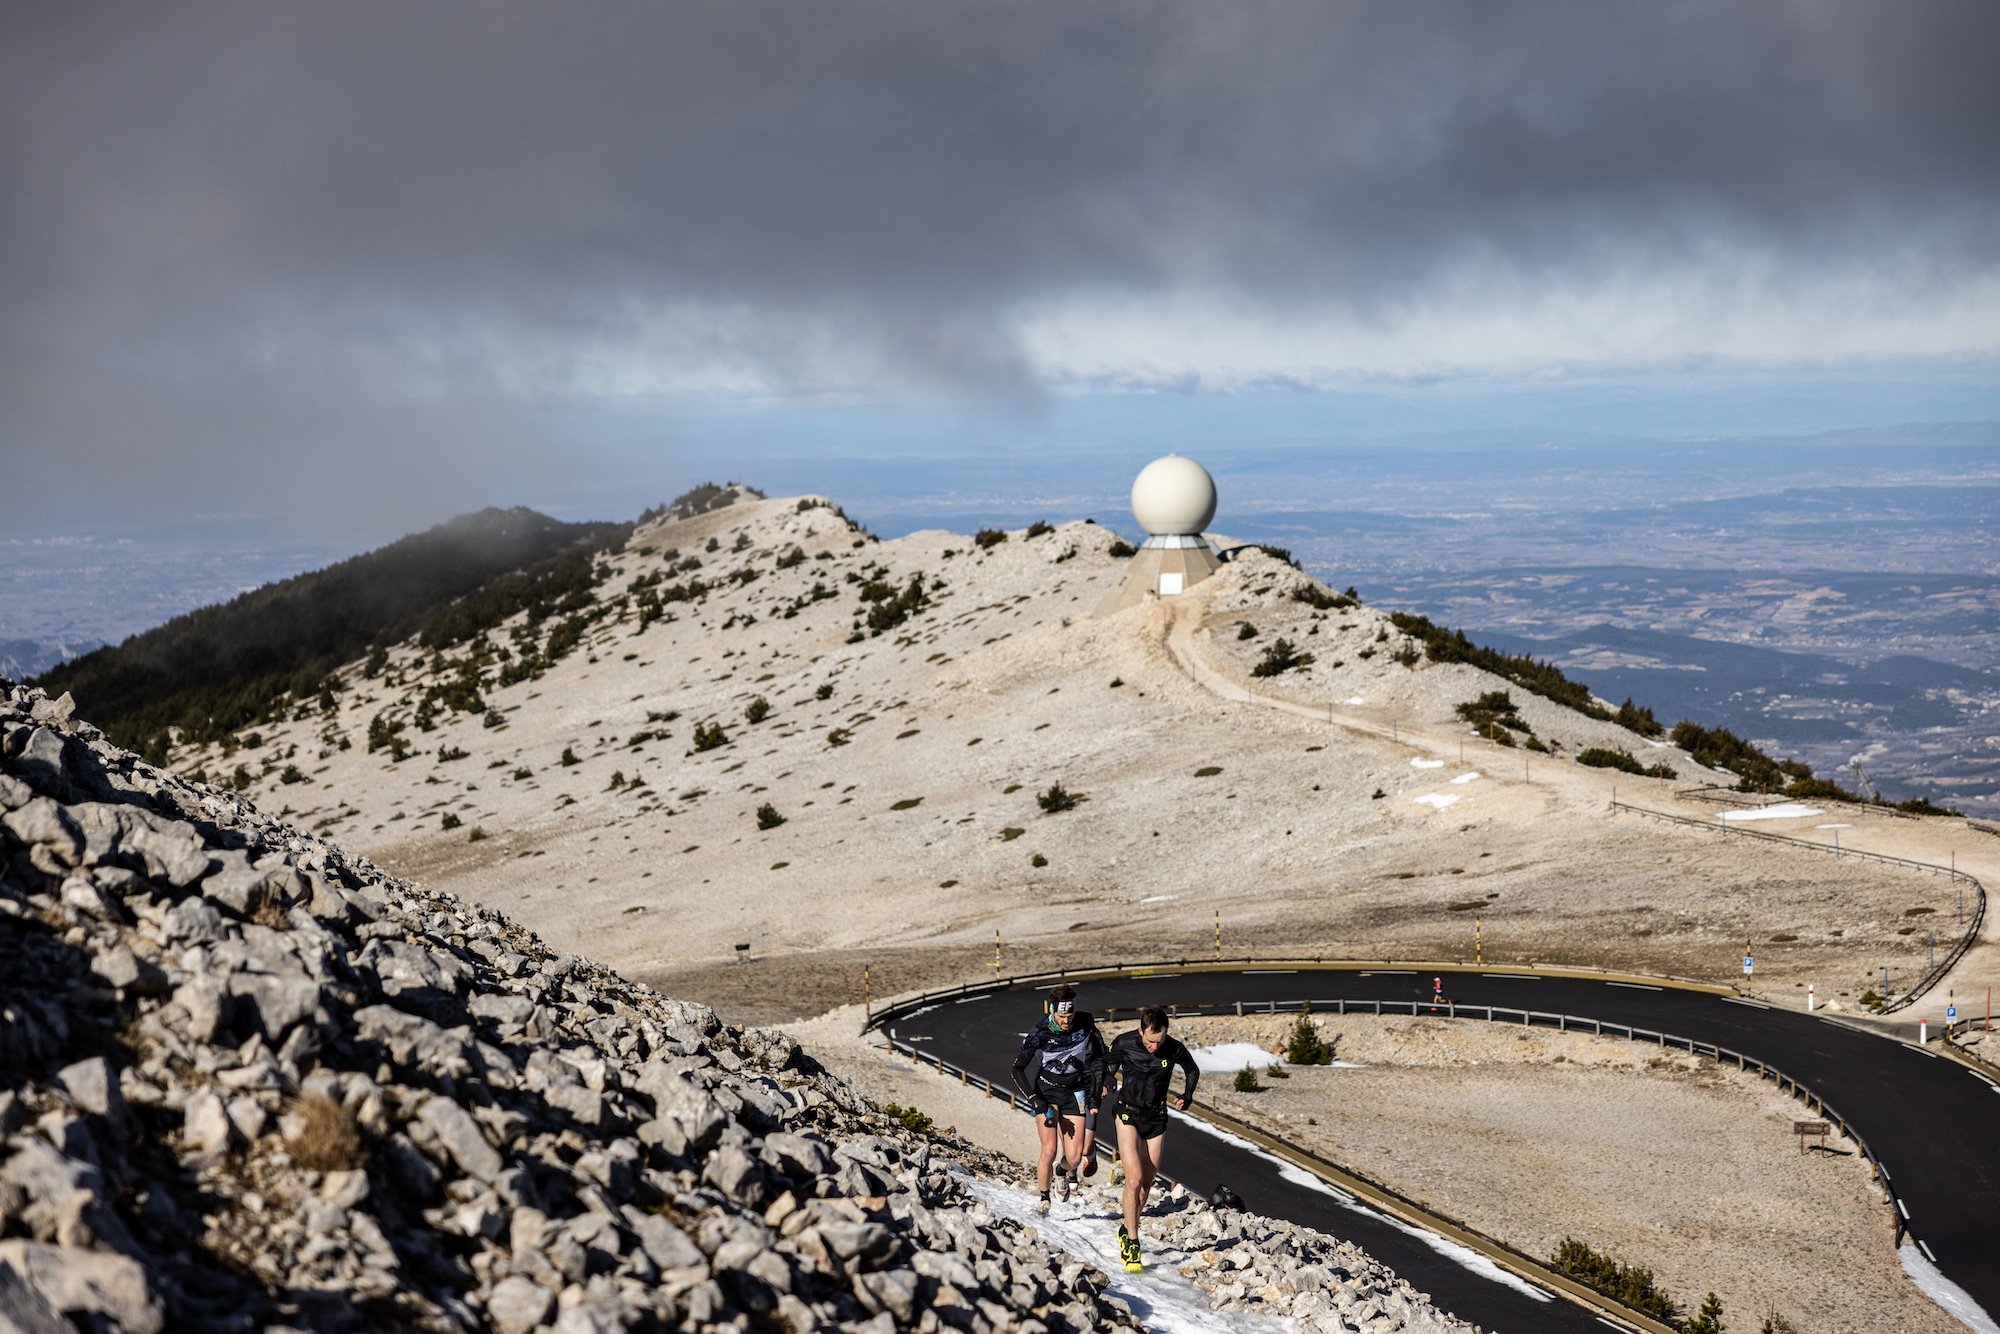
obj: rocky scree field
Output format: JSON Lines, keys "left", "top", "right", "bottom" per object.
{"left": 0, "top": 680, "right": 1483, "bottom": 1334}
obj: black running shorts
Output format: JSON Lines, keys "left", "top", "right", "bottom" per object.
{"left": 1117, "top": 1104, "right": 1170, "bottom": 1138}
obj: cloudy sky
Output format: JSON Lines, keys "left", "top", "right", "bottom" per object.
{"left": 4, "top": 1, "right": 1997, "bottom": 539}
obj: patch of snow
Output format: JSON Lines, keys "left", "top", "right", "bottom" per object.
{"left": 1190, "top": 1043, "right": 1288, "bottom": 1073}
{"left": 1413, "top": 793, "right": 1460, "bottom": 809}
{"left": 1410, "top": 758, "right": 1445, "bottom": 769}
{"left": 1450, "top": 772, "right": 1480, "bottom": 785}
{"left": 1816, "top": 823, "right": 1853, "bottom": 829}
{"left": 1141, "top": 894, "right": 1179, "bottom": 903}
{"left": 1345, "top": 696, "right": 1365, "bottom": 705}
{"left": 1900, "top": 1243, "right": 2000, "bottom": 1334}
{"left": 1720, "top": 803, "right": 1824, "bottom": 821}
{"left": 966, "top": 1178, "right": 1293, "bottom": 1334}
{"left": 1176, "top": 1117, "right": 1552, "bottom": 1304}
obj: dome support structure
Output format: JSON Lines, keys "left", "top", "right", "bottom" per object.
{"left": 1094, "top": 454, "right": 1222, "bottom": 617}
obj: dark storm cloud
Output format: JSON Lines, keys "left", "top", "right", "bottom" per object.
{"left": 2, "top": 1, "right": 1996, "bottom": 526}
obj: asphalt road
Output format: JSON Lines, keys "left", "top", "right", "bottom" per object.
{"left": 882, "top": 967, "right": 2000, "bottom": 1334}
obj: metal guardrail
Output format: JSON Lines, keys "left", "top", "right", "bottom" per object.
{"left": 862, "top": 957, "right": 1733, "bottom": 1038}
{"left": 879, "top": 991, "right": 1912, "bottom": 1310}
{"left": 1611, "top": 800, "right": 1986, "bottom": 1014}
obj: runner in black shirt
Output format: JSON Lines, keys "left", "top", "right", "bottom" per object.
{"left": 1010, "top": 983, "right": 1108, "bottom": 1213}
{"left": 1102, "top": 1005, "right": 1199, "bottom": 1270}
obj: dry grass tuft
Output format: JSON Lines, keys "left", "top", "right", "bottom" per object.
{"left": 287, "top": 1093, "right": 364, "bottom": 1171}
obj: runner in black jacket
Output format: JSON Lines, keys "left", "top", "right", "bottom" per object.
{"left": 1010, "top": 983, "right": 1107, "bottom": 1212}
{"left": 1103, "top": 1005, "right": 1200, "bottom": 1269}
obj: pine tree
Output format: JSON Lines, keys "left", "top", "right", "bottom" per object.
{"left": 1685, "top": 1292, "right": 1726, "bottom": 1334}
{"left": 1285, "top": 1012, "right": 1329, "bottom": 1065}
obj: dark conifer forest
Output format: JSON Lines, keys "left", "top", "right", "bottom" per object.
{"left": 34, "top": 507, "right": 627, "bottom": 758}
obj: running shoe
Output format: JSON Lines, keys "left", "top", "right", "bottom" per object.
{"left": 1082, "top": 1155, "right": 1098, "bottom": 1179}
{"left": 1121, "top": 1232, "right": 1143, "bottom": 1273}
{"left": 1036, "top": 1192, "right": 1051, "bottom": 1215}
{"left": 1059, "top": 1170, "right": 1072, "bottom": 1202}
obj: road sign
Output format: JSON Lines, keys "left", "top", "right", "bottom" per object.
{"left": 1743, "top": 953, "right": 1754, "bottom": 976}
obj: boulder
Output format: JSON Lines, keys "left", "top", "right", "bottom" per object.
{"left": 0, "top": 1241, "right": 161, "bottom": 1334}
{"left": 418, "top": 1096, "right": 503, "bottom": 1183}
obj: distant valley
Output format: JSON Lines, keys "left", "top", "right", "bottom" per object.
{"left": 1334, "top": 567, "right": 1999, "bottom": 808}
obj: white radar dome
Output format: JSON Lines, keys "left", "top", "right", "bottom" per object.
{"left": 1130, "top": 454, "right": 1217, "bottom": 536}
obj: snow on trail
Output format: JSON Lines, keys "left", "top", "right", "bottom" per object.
{"left": 1449, "top": 772, "right": 1480, "bottom": 785}
{"left": 1719, "top": 803, "right": 1824, "bottom": 821}
{"left": 1191, "top": 1042, "right": 1289, "bottom": 1073}
{"left": 1900, "top": 1244, "right": 2000, "bottom": 1334}
{"left": 966, "top": 1178, "right": 1295, "bottom": 1334}
{"left": 1175, "top": 1117, "right": 1554, "bottom": 1306}
{"left": 1412, "top": 793, "right": 1459, "bottom": 809}
{"left": 1409, "top": 758, "right": 1444, "bottom": 769}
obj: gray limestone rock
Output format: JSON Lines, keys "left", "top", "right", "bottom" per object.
{"left": 224, "top": 1097, "right": 267, "bottom": 1143}
{"left": 854, "top": 1267, "right": 920, "bottom": 1322}
{"left": 817, "top": 1220, "right": 897, "bottom": 1270}
{"left": 0, "top": 774, "right": 32, "bottom": 812}
{"left": 173, "top": 976, "right": 231, "bottom": 1043}
{"left": 227, "top": 972, "right": 322, "bottom": 1040}
{"left": 0, "top": 1241, "right": 160, "bottom": 1334}
{"left": 1, "top": 800, "right": 82, "bottom": 869}
{"left": 702, "top": 1145, "right": 767, "bottom": 1205}
{"left": 53, "top": 1059, "right": 125, "bottom": 1129}
{"left": 200, "top": 848, "right": 278, "bottom": 918}
{"left": 89, "top": 947, "right": 168, "bottom": 997}
{"left": 183, "top": 1091, "right": 235, "bottom": 1155}
{"left": 487, "top": 1274, "right": 554, "bottom": 1333}
{"left": 0, "top": 1258, "right": 74, "bottom": 1334}
{"left": 9, "top": 730, "right": 79, "bottom": 801}
{"left": 163, "top": 897, "right": 227, "bottom": 946}
{"left": 353, "top": 1004, "right": 474, "bottom": 1075}
{"left": 626, "top": 1210, "right": 706, "bottom": 1273}
{"left": 418, "top": 1096, "right": 503, "bottom": 1183}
